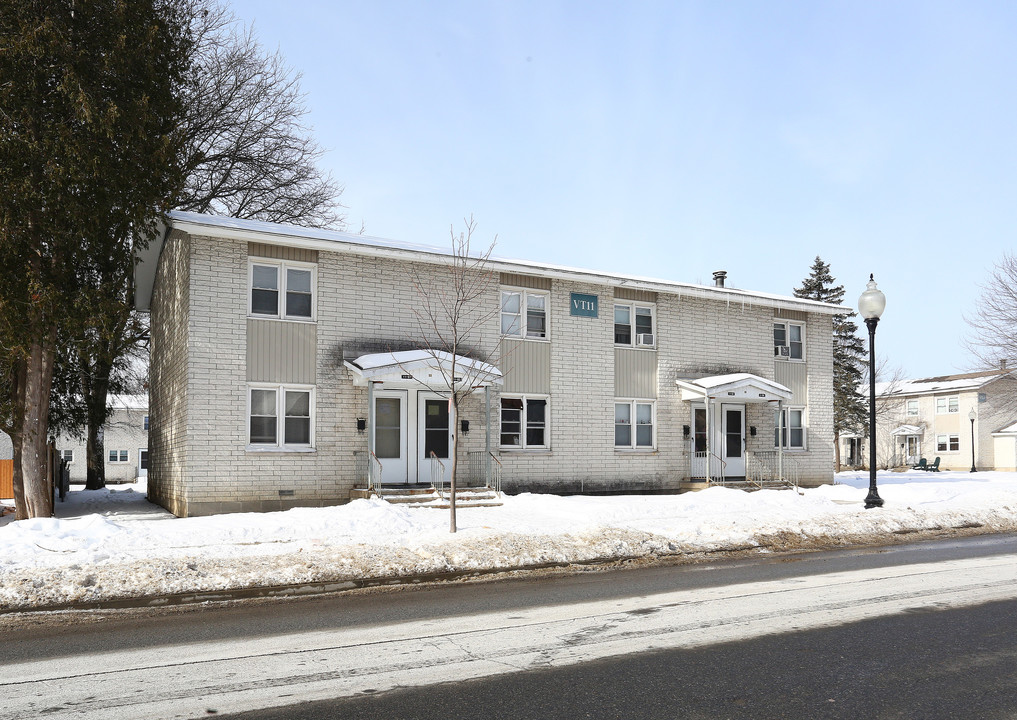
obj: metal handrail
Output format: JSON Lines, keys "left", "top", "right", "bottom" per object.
{"left": 691, "top": 449, "right": 727, "bottom": 482}
{"left": 430, "top": 451, "right": 446, "bottom": 498}
{"left": 746, "top": 450, "right": 800, "bottom": 491}
{"left": 368, "top": 451, "right": 382, "bottom": 493}
{"left": 488, "top": 451, "right": 503, "bottom": 494}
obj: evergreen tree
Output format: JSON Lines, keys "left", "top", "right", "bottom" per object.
{"left": 794, "top": 257, "right": 868, "bottom": 470}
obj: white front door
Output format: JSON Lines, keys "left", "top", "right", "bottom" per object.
{"left": 721, "top": 404, "right": 746, "bottom": 477}
{"left": 374, "top": 390, "right": 408, "bottom": 484}
{"left": 905, "top": 436, "right": 921, "bottom": 465}
{"left": 417, "top": 393, "right": 452, "bottom": 485}
{"left": 138, "top": 449, "right": 148, "bottom": 479}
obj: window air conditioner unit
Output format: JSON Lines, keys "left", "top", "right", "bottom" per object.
{"left": 776, "top": 345, "right": 791, "bottom": 357}
{"left": 637, "top": 333, "right": 655, "bottom": 347}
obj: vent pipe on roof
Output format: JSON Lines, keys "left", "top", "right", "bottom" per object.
{"left": 713, "top": 270, "right": 727, "bottom": 288}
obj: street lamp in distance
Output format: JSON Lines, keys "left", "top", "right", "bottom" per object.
{"left": 859, "top": 274, "right": 886, "bottom": 509}
{"left": 969, "top": 408, "right": 977, "bottom": 473}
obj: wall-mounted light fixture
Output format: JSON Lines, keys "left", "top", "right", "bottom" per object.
{"left": 683, "top": 425, "right": 690, "bottom": 437}
{"left": 750, "top": 426, "right": 757, "bottom": 437}
{"left": 356, "top": 418, "right": 367, "bottom": 433}
{"left": 460, "top": 419, "right": 470, "bottom": 434}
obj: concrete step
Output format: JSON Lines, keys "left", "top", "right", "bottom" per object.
{"left": 351, "top": 486, "right": 503, "bottom": 507}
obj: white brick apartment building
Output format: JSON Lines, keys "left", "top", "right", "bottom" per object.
{"left": 54, "top": 395, "right": 150, "bottom": 484}
{"left": 135, "top": 212, "right": 842, "bottom": 517}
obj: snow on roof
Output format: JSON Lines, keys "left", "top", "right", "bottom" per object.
{"left": 676, "top": 373, "right": 792, "bottom": 402}
{"left": 994, "top": 421, "right": 1017, "bottom": 435}
{"left": 138, "top": 211, "right": 844, "bottom": 317}
{"left": 890, "top": 425, "right": 924, "bottom": 436}
{"left": 110, "top": 394, "right": 147, "bottom": 410}
{"left": 345, "top": 350, "right": 502, "bottom": 387}
{"left": 877, "top": 369, "right": 1014, "bottom": 397}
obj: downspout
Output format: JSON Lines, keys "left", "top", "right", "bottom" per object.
{"left": 705, "top": 395, "right": 711, "bottom": 484}
{"left": 778, "top": 399, "right": 784, "bottom": 483}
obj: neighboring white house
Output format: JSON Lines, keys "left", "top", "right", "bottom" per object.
{"left": 134, "top": 211, "right": 843, "bottom": 518}
{"left": 841, "top": 367, "right": 1017, "bottom": 471}
{"left": 54, "top": 395, "right": 150, "bottom": 483}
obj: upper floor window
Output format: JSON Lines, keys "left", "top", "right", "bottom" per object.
{"left": 501, "top": 289, "right": 547, "bottom": 340}
{"left": 906, "top": 399, "right": 919, "bottom": 416}
{"left": 143, "top": 415, "right": 150, "bottom": 430}
{"left": 773, "top": 321, "right": 804, "bottom": 360}
{"left": 249, "top": 385, "right": 315, "bottom": 449}
{"left": 614, "top": 304, "right": 655, "bottom": 347}
{"left": 500, "top": 395, "right": 548, "bottom": 449}
{"left": 249, "top": 260, "right": 316, "bottom": 321}
{"left": 935, "top": 396, "right": 959, "bottom": 414}
{"left": 774, "top": 408, "right": 805, "bottom": 449}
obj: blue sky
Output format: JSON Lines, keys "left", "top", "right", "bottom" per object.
{"left": 228, "top": 0, "right": 1015, "bottom": 378}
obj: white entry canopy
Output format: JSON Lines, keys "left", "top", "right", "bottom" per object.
{"left": 345, "top": 350, "right": 503, "bottom": 390}
{"left": 676, "top": 373, "right": 792, "bottom": 403}
{"left": 890, "top": 424, "right": 924, "bottom": 437}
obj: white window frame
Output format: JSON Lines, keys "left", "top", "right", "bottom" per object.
{"left": 935, "top": 396, "right": 959, "bottom": 414}
{"left": 248, "top": 259, "right": 317, "bottom": 322}
{"left": 143, "top": 414, "right": 150, "bottom": 430}
{"left": 247, "top": 383, "right": 316, "bottom": 451}
{"left": 108, "top": 449, "right": 129, "bottom": 463}
{"left": 936, "top": 434, "right": 960, "bottom": 452}
{"left": 500, "top": 288, "right": 549, "bottom": 341}
{"left": 905, "top": 399, "right": 919, "bottom": 416}
{"left": 773, "top": 321, "right": 805, "bottom": 361}
{"left": 774, "top": 407, "right": 807, "bottom": 450}
{"left": 614, "top": 303, "right": 656, "bottom": 348}
{"left": 614, "top": 399, "right": 656, "bottom": 450}
{"left": 61, "top": 449, "right": 74, "bottom": 464}
{"left": 499, "top": 394, "right": 550, "bottom": 450}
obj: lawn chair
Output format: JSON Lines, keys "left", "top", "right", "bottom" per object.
{"left": 911, "top": 458, "right": 927, "bottom": 471}
{"left": 926, "top": 457, "right": 941, "bottom": 472}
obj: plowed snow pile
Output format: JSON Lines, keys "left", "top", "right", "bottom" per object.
{"left": 2, "top": 470, "right": 1017, "bottom": 610}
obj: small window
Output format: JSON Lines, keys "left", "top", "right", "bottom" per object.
{"left": 936, "top": 396, "right": 959, "bottom": 414}
{"left": 61, "top": 450, "right": 74, "bottom": 463}
{"left": 143, "top": 415, "right": 150, "bottom": 430}
{"left": 906, "top": 399, "right": 918, "bottom": 416}
{"left": 250, "top": 261, "right": 315, "bottom": 321}
{"left": 249, "top": 385, "right": 315, "bottom": 449}
{"left": 937, "top": 434, "right": 960, "bottom": 452}
{"left": 774, "top": 321, "right": 804, "bottom": 360}
{"left": 108, "top": 449, "right": 129, "bottom": 463}
{"left": 614, "top": 304, "right": 655, "bottom": 347}
{"left": 500, "top": 290, "right": 548, "bottom": 340}
{"left": 615, "top": 400, "right": 655, "bottom": 449}
{"left": 500, "top": 396, "right": 549, "bottom": 449}
{"left": 774, "top": 408, "right": 805, "bottom": 449}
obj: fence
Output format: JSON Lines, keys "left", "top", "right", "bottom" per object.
{"left": 0, "top": 459, "right": 12, "bottom": 500}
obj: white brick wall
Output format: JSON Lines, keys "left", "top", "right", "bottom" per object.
{"left": 148, "top": 230, "right": 836, "bottom": 515}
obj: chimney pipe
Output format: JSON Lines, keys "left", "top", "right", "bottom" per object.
{"left": 713, "top": 270, "right": 727, "bottom": 288}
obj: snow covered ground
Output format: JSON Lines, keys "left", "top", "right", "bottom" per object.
{"left": 2, "top": 469, "right": 1017, "bottom": 611}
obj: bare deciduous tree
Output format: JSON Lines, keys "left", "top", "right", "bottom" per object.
{"left": 967, "top": 252, "right": 1017, "bottom": 371}
{"left": 410, "top": 217, "right": 500, "bottom": 533}
{"left": 175, "top": 2, "right": 344, "bottom": 228}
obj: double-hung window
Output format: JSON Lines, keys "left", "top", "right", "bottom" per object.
{"left": 937, "top": 434, "right": 960, "bottom": 452}
{"left": 773, "top": 321, "right": 804, "bottom": 360}
{"left": 61, "top": 450, "right": 74, "bottom": 463}
{"left": 501, "top": 289, "right": 548, "bottom": 340}
{"left": 906, "top": 399, "right": 919, "bottom": 416}
{"left": 500, "top": 396, "right": 548, "bottom": 449}
{"left": 615, "top": 400, "right": 655, "bottom": 449}
{"left": 614, "top": 304, "right": 655, "bottom": 347}
{"left": 250, "top": 260, "right": 316, "bottom": 321}
{"left": 249, "top": 385, "right": 315, "bottom": 449}
{"left": 774, "top": 408, "right": 805, "bottom": 449}
{"left": 108, "top": 449, "right": 129, "bottom": 463}
{"left": 935, "top": 396, "right": 959, "bottom": 414}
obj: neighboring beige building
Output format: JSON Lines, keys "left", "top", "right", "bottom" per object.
{"left": 54, "top": 395, "right": 150, "bottom": 483}
{"left": 135, "top": 211, "right": 842, "bottom": 517}
{"left": 841, "top": 368, "right": 1017, "bottom": 471}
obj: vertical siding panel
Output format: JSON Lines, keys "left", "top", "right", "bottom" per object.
{"left": 247, "top": 320, "right": 316, "bottom": 383}
{"left": 501, "top": 339, "right": 551, "bottom": 394}
{"left": 774, "top": 362, "right": 807, "bottom": 404}
{"left": 614, "top": 349, "right": 658, "bottom": 398}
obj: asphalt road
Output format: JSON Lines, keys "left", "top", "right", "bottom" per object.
{"left": 4, "top": 533, "right": 1017, "bottom": 720}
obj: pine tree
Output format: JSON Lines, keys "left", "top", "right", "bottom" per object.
{"left": 794, "top": 257, "right": 868, "bottom": 470}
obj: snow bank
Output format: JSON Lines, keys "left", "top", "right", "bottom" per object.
{"left": 2, "top": 470, "right": 1017, "bottom": 611}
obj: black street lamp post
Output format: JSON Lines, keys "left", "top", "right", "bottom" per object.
{"left": 969, "top": 408, "right": 977, "bottom": 473}
{"left": 859, "top": 275, "right": 886, "bottom": 509}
